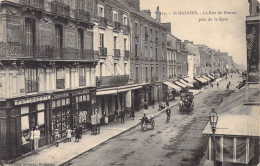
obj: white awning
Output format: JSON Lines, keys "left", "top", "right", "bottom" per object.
{"left": 202, "top": 75, "right": 211, "bottom": 81}
{"left": 180, "top": 79, "right": 193, "bottom": 87}
{"left": 207, "top": 75, "right": 215, "bottom": 79}
{"left": 163, "top": 82, "right": 181, "bottom": 91}
{"left": 175, "top": 81, "right": 187, "bottom": 88}
{"left": 96, "top": 90, "right": 117, "bottom": 95}
{"left": 196, "top": 77, "right": 208, "bottom": 83}
{"left": 117, "top": 86, "right": 142, "bottom": 93}
{"left": 183, "top": 77, "right": 196, "bottom": 83}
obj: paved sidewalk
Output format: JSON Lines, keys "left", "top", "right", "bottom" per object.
{"left": 9, "top": 90, "right": 202, "bottom": 166}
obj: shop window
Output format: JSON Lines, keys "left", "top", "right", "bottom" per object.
{"left": 25, "top": 68, "right": 38, "bottom": 93}
{"left": 79, "top": 67, "right": 86, "bottom": 87}
{"left": 56, "top": 68, "right": 65, "bottom": 89}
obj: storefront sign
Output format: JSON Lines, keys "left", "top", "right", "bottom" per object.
{"left": 72, "top": 89, "right": 90, "bottom": 96}
{"left": 52, "top": 93, "right": 70, "bottom": 99}
{"left": 14, "top": 95, "right": 51, "bottom": 105}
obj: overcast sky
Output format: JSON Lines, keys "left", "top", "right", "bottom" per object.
{"left": 140, "top": 0, "right": 249, "bottom": 66}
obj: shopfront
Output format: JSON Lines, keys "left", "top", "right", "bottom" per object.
{"left": 0, "top": 94, "right": 51, "bottom": 160}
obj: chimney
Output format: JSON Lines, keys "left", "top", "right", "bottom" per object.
{"left": 142, "top": 9, "right": 151, "bottom": 16}
{"left": 155, "top": 6, "right": 161, "bottom": 23}
{"left": 124, "top": 0, "right": 140, "bottom": 11}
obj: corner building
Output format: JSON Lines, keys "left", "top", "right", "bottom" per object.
{"left": 0, "top": 0, "right": 97, "bottom": 159}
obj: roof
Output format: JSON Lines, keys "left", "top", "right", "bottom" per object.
{"left": 203, "top": 88, "right": 260, "bottom": 137}
{"left": 101, "top": 0, "right": 127, "bottom": 12}
{"left": 116, "top": 0, "right": 166, "bottom": 28}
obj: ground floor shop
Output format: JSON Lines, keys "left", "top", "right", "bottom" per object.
{"left": 0, "top": 88, "right": 96, "bottom": 160}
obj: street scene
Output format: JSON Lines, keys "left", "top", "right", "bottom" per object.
{"left": 0, "top": 0, "right": 259, "bottom": 166}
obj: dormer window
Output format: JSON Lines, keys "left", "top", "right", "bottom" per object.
{"left": 98, "top": 4, "right": 104, "bottom": 17}
{"left": 113, "top": 10, "right": 118, "bottom": 22}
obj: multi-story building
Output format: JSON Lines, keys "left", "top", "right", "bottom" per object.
{"left": 185, "top": 40, "right": 201, "bottom": 77}
{"left": 117, "top": 0, "right": 168, "bottom": 109}
{"left": 180, "top": 41, "right": 188, "bottom": 77}
{"left": 0, "top": 0, "right": 97, "bottom": 159}
{"left": 198, "top": 45, "right": 213, "bottom": 75}
{"left": 93, "top": 0, "right": 133, "bottom": 119}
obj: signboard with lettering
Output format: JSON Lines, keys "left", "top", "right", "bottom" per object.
{"left": 14, "top": 95, "right": 51, "bottom": 105}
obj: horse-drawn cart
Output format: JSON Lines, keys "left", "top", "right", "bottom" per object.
{"left": 179, "top": 92, "right": 194, "bottom": 114}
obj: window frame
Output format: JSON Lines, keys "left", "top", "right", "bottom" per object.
{"left": 56, "top": 68, "right": 65, "bottom": 89}
{"left": 25, "top": 68, "right": 38, "bottom": 93}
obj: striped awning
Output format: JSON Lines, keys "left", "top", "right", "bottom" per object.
{"left": 202, "top": 75, "right": 211, "bottom": 81}
{"left": 196, "top": 77, "right": 208, "bottom": 83}
{"left": 163, "top": 81, "right": 181, "bottom": 91}
{"left": 207, "top": 75, "right": 215, "bottom": 79}
{"left": 175, "top": 81, "right": 187, "bottom": 88}
{"left": 180, "top": 79, "right": 193, "bottom": 87}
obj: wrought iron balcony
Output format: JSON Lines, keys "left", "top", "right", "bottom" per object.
{"left": 113, "top": 21, "right": 121, "bottom": 32}
{"left": 20, "top": 0, "right": 44, "bottom": 10}
{"left": 99, "top": 47, "right": 107, "bottom": 57}
{"left": 123, "top": 25, "right": 130, "bottom": 35}
{"left": 124, "top": 50, "right": 130, "bottom": 59}
{"left": 74, "top": 9, "right": 90, "bottom": 22}
{"left": 99, "top": 17, "right": 107, "bottom": 28}
{"left": 50, "top": 1, "right": 70, "bottom": 17}
{"left": 0, "top": 43, "right": 94, "bottom": 60}
{"left": 114, "top": 49, "right": 120, "bottom": 57}
{"left": 96, "top": 75, "right": 129, "bottom": 87}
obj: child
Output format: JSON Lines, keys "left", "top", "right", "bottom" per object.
{"left": 54, "top": 129, "right": 60, "bottom": 147}
{"left": 66, "top": 126, "right": 72, "bottom": 142}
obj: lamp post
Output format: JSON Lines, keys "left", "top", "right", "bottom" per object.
{"left": 209, "top": 108, "right": 218, "bottom": 166}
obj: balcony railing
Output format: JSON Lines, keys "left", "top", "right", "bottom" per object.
{"left": 99, "top": 47, "right": 107, "bottom": 57}
{"left": 123, "top": 25, "right": 130, "bottom": 35}
{"left": 124, "top": 50, "right": 130, "bottom": 59}
{"left": 0, "top": 43, "right": 94, "bottom": 60}
{"left": 20, "top": 0, "right": 44, "bottom": 10}
{"left": 114, "top": 49, "right": 120, "bottom": 57}
{"left": 74, "top": 9, "right": 90, "bottom": 22}
{"left": 51, "top": 1, "right": 70, "bottom": 17}
{"left": 99, "top": 17, "right": 107, "bottom": 28}
{"left": 113, "top": 21, "right": 121, "bottom": 32}
{"left": 96, "top": 75, "right": 129, "bottom": 87}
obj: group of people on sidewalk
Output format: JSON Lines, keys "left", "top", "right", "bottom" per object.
{"left": 21, "top": 126, "right": 41, "bottom": 151}
{"left": 114, "top": 109, "right": 126, "bottom": 123}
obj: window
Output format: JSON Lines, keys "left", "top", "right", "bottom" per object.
{"left": 114, "top": 63, "right": 117, "bottom": 75}
{"left": 98, "top": 6, "right": 104, "bottom": 17}
{"left": 99, "top": 33, "right": 104, "bottom": 47}
{"left": 145, "top": 67, "right": 148, "bottom": 81}
{"left": 100, "top": 63, "right": 103, "bottom": 77}
{"left": 145, "top": 46, "right": 147, "bottom": 58}
{"left": 78, "top": 29, "right": 84, "bottom": 50}
{"left": 79, "top": 67, "right": 86, "bottom": 87}
{"left": 25, "top": 68, "right": 38, "bottom": 93}
{"left": 135, "top": 44, "right": 138, "bottom": 57}
{"left": 113, "top": 11, "right": 118, "bottom": 21}
{"left": 150, "top": 29, "right": 152, "bottom": 37}
{"left": 124, "top": 63, "right": 127, "bottom": 74}
{"left": 136, "top": 67, "right": 138, "bottom": 82}
{"left": 150, "top": 47, "right": 153, "bottom": 57}
{"left": 135, "top": 22, "right": 138, "bottom": 32}
{"left": 114, "top": 36, "right": 117, "bottom": 49}
{"left": 155, "top": 48, "right": 158, "bottom": 60}
{"left": 124, "top": 38, "right": 127, "bottom": 50}
{"left": 55, "top": 24, "right": 63, "bottom": 48}
{"left": 123, "top": 16, "right": 127, "bottom": 25}
{"left": 156, "top": 30, "right": 158, "bottom": 37}
{"left": 145, "top": 26, "right": 147, "bottom": 34}
{"left": 151, "top": 67, "right": 153, "bottom": 79}
{"left": 25, "top": 18, "right": 35, "bottom": 45}
{"left": 56, "top": 68, "right": 65, "bottom": 89}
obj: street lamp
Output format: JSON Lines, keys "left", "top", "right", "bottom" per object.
{"left": 209, "top": 108, "right": 218, "bottom": 166}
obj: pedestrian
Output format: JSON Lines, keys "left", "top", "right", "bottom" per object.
{"left": 28, "top": 127, "right": 34, "bottom": 150}
{"left": 33, "top": 126, "right": 40, "bottom": 151}
{"left": 166, "top": 100, "right": 169, "bottom": 107}
{"left": 211, "top": 83, "right": 213, "bottom": 88}
{"left": 54, "top": 129, "right": 60, "bottom": 147}
{"left": 75, "top": 127, "right": 80, "bottom": 142}
{"left": 121, "top": 110, "right": 125, "bottom": 123}
{"left": 226, "top": 84, "right": 229, "bottom": 91}
{"left": 228, "top": 81, "right": 231, "bottom": 86}
{"left": 105, "top": 114, "right": 108, "bottom": 125}
{"left": 118, "top": 109, "right": 122, "bottom": 123}
{"left": 114, "top": 110, "right": 118, "bottom": 122}
{"left": 131, "top": 107, "right": 135, "bottom": 120}
{"left": 217, "top": 82, "right": 219, "bottom": 88}
{"left": 66, "top": 126, "right": 72, "bottom": 142}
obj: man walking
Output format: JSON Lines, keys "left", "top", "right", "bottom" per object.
{"left": 33, "top": 126, "right": 40, "bottom": 151}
